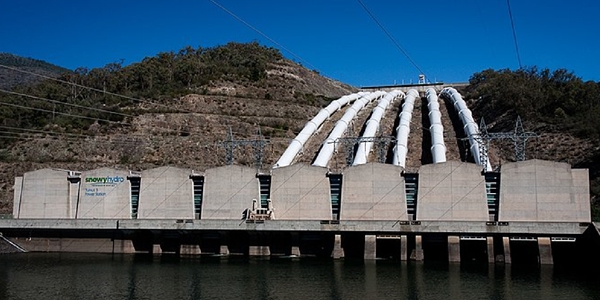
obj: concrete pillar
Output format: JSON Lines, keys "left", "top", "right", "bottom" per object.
{"left": 13, "top": 177, "right": 23, "bottom": 218}
{"left": 487, "top": 237, "right": 495, "bottom": 264}
{"left": 537, "top": 237, "right": 553, "bottom": 265}
{"left": 113, "top": 239, "right": 136, "bottom": 254}
{"left": 291, "top": 246, "right": 301, "bottom": 256}
{"left": 180, "top": 244, "right": 201, "bottom": 255}
{"left": 248, "top": 233, "right": 270, "bottom": 256}
{"left": 249, "top": 246, "right": 271, "bottom": 256}
{"left": 152, "top": 244, "right": 162, "bottom": 255}
{"left": 364, "top": 235, "right": 376, "bottom": 260}
{"left": 331, "top": 234, "right": 344, "bottom": 259}
{"left": 503, "top": 237, "right": 512, "bottom": 264}
{"left": 291, "top": 233, "right": 301, "bottom": 256}
{"left": 219, "top": 245, "right": 229, "bottom": 255}
{"left": 400, "top": 235, "right": 408, "bottom": 261}
{"left": 122, "top": 240, "right": 136, "bottom": 254}
{"left": 411, "top": 235, "right": 424, "bottom": 261}
{"left": 68, "top": 180, "right": 79, "bottom": 218}
{"left": 448, "top": 236, "right": 460, "bottom": 262}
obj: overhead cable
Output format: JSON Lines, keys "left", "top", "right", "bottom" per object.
{"left": 356, "top": 0, "right": 429, "bottom": 78}
{"left": 0, "top": 125, "right": 91, "bottom": 138}
{"left": 0, "top": 88, "right": 134, "bottom": 118}
{"left": 506, "top": 0, "right": 522, "bottom": 69}
{"left": 0, "top": 128, "right": 220, "bottom": 147}
{"left": 0, "top": 60, "right": 272, "bottom": 138}
{"left": 0, "top": 64, "right": 186, "bottom": 113}
{"left": 207, "top": 0, "right": 319, "bottom": 71}
{"left": 0, "top": 101, "right": 129, "bottom": 125}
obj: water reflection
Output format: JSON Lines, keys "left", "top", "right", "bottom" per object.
{"left": 1, "top": 253, "right": 600, "bottom": 299}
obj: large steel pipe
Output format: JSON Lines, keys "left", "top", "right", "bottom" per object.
{"left": 312, "top": 91, "right": 386, "bottom": 168}
{"left": 426, "top": 88, "right": 446, "bottom": 163}
{"left": 274, "top": 92, "right": 367, "bottom": 168}
{"left": 353, "top": 90, "right": 404, "bottom": 166}
{"left": 392, "top": 89, "right": 419, "bottom": 167}
{"left": 441, "top": 87, "right": 491, "bottom": 171}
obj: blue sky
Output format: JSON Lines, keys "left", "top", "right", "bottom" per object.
{"left": 1, "top": 0, "right": 598, "bottom": 87}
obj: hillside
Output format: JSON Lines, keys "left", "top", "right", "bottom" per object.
{"left": 0, "top": 53, "right": 70, "bottom": 89}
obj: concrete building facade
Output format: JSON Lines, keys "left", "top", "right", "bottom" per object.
{"left": 8, "top": 160, "right": 593, "bottom": 264}
{"left": 202, "top": 165, "right": 258, "bottom": 220}
{"left": 270, "top": 164, "right": 331, "bottom": 220}
{"left": 417, "top": 162, "right": 489, "bottom": 221}
{"left": 138, "top": 166, "right": 194, "bottom": 219}
{"left": 498, "top": 159, "right": 590, "bottom": 222}
{"left": 341, "top": 163, "right": 407, "bottom": 220}
{"left": 14, "top": 168, "right": 74, "bottom": 219}
{"left": 77, "top": 168, "right": 131, "bottom": 219}
{"left": 11, "top": 161, "right": 589, "bottom": 223}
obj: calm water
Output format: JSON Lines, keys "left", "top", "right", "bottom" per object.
{"left": 1, "top": 253, "right": 599, "bottom": 300}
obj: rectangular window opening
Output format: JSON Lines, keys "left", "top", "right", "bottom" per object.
{"left": 404, "top": 173, "right": 418, "bottom": 220}
{"left": 257, "top": 175, "right": 271, "bottom": 209}
{"left": 328, "top": 174, "right": 343, "bottom": 220}
{"left": 191, "top": 176, "right": 205, "bottom": 219}
{"left": 129, "top": 177, "right": 141, "bottom": 219}
{"left": 484, "top": 172, "right": 500, "bottom": 221}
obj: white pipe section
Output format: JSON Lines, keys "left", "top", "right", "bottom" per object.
{"left": 426, "top": 88, "right": 446, "bottom": 163}
{"left": 352, "top": 90, "right": 405, "bottom": 166}
{"left": 392, "top": 89, "right": 419, "bottom": 167}
{"left": 441, "top": 87, "right": 492, "bottom": 171}
{"left": 312, "top": 91, "right": 386, "bottom": 167}
{"left": 274, "top": 92, "right": 367, "bottom": 168}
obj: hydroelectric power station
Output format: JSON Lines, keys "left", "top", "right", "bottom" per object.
{"left": 1, "top": 86, "right": 597, "bottom": 265}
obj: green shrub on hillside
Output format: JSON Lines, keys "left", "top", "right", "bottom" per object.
{"left": 466, "top": 67, "right": 600, "bottom": 139}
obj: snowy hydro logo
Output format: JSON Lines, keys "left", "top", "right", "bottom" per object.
{"left": 85, "top": 176, "right": 125, "bottom": 186}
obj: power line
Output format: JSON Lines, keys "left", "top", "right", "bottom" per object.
{"left": 506, "top": 0, "right": 522, "bottom": 69}
{"left": 0, "top": 87, "right": 279, "bottom": 168}
{"left": 0, "top": 126, "right": 91, "bottom": 138}
{"left": 0, "top": 93, "right": 247, "bottom": 141}
{"left": 207, "top": 0, "right": 319, "bottom": 71}
{"left": 0, "top": 134, "right": 36, "bottom": 140}
{"left": 0, "top": 88, "right": 195, "bottom": 137}
{"left": 0, "top": 86, "right": 217, "bottom": 136}
{"left": 0, "top": 132, "right": 148, "bottom": 149}
{"left": 0, "top": 94, "right": 235, "bottom": 138}
{"left": 0, "top": 127, "right": 222, "bottom": 148}
{"left": 1, "top": 58, "right": 290, "bottom": 146}
{"left": 0, "top": 68, "right": 277, "bottom": 157}
{"left": 0, "top": 131, "right": 83, "bottom": 141}
{"left": 0, "top": 63, "right": 269, "bottom": 136}
{"left": 356, "top": 0, "right": 428, "bottom": 78}
{"left": 0, "top": 64, "right": 187, "bottom": 113}
{"left": 0, "top": 101, "right": 128, "bottom": 125}
{"left": 0, "top": 88, "right": 134, "bottom": 119}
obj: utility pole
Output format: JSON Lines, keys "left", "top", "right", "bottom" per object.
{"left": 222, "top": 126, "right": 268, "bottom": 169}
{"left": 472, "top": 116, "right": 538, "bottom": 171}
